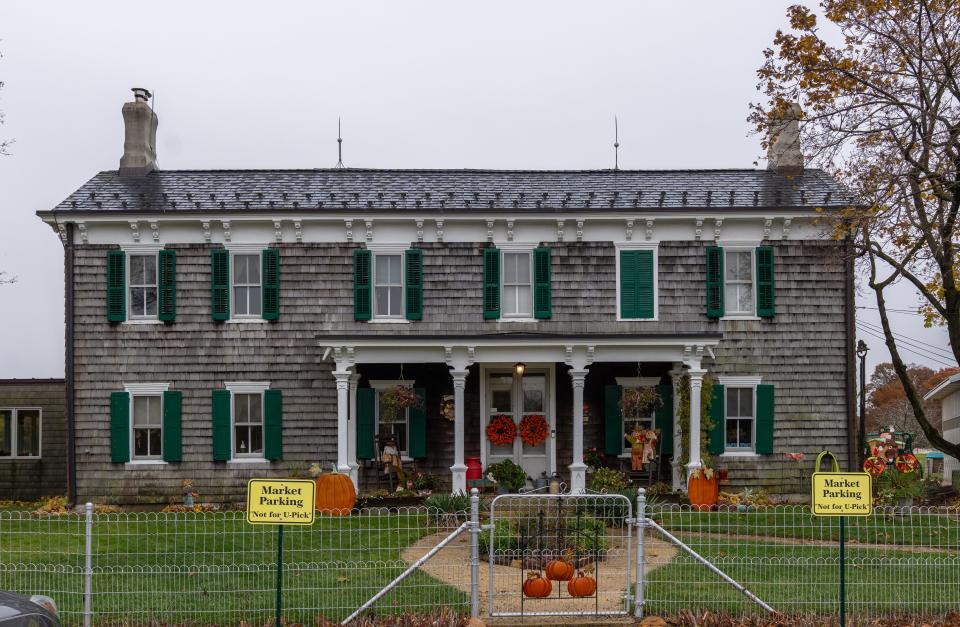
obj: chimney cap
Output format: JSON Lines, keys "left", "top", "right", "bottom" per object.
{"left": 131, "top": 87, "right": 152, "bottom": 103}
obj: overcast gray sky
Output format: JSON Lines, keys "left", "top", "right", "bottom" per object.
{"left": 0, "top": 1, "right": 952, "bottom": 379}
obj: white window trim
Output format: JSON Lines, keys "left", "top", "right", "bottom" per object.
{"left": 369, "top": 379, "right": 414, "bottom": 460}
{"left": 718, "top": 377, "right": 759, "bottom": 454}
{"left": 226, "top": 381, "right": 270, "bottom": 460}
{"left": 372, "top": 252, "right": 406, "bottom": 321}
{"left": 0, "top": 407, "right": 42, "bottom": 459}
{"left": 615, "top": 242, "right": 659, "bottom": 322}
{"left": 229, "top": 250, "right": 263, "bottom": 320}
{"left": 720, "top": 245, "right": 757, "bottom": 319}
{"left": 124, "top": 382, "right": 171, "bottom": 394}
{"left": 499, "top": 245, "right": 536, "bottom": 321}
{"left": 129, "top": 393, "right": 164, "bottom": 461}
{"left": 123, "top": 249, "right": 160, "bottom": 322}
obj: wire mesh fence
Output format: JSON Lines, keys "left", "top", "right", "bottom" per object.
{"left": 642, "top": 503, "right": 960, "bottom": 622}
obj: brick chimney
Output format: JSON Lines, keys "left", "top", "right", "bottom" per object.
{"left": 119, "top": 88, "right": 158, "bottom": 177}
{"left": 767, "top": 102, "right": 804, "bottom": 175}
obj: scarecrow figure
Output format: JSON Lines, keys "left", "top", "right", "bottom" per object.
{"left": 625, "top": 427, "right": 660, "bottom": 470}
{"left": 381, "top": 435, "right": 403, "bottom": 476}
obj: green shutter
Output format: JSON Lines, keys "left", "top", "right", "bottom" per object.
{"left": 210, "top": 249, "right": 230, "bottom": 321}
{"left": 604, "top": 385, "right": 624, "bottom": 456}
{"left": 356, "top": 387, "right": 376, "bottom": 460}
{"left": 756, "top": 246, "right": 775, "bottom": 318}
{"left": 162, "top": 390, "right": 182, "bottom": 462}
{"left": 264, "top": 389, "right": 283, "bottom": 460}
{"left": 655, "top": 384, "right": 673, "bottom": 456}
{"left": 620, "top": 250, "right": 654, "bottom": 319}
{"left": 106, "top": 250, "right": 126, "bottom": 323}
{"left": 405, "top": 249, "right": 423, "bottom": 321}
{"left": 708, "top": 383, "right": 725, "bottom": 456}
{"left": 262, "top": 249, "right": 280, "bottom": 321}
{"left": 110, "top": 391, "right": 130, "bottom": 463}
{"left": 706, "top": 246, "right": 724, "bottom": 318}
{"left": 533, "top": 247, "right": 552, "bottom": 319}
{"left": 755, "top": 384, "right": 775, "bottom": 454}
{"left": 408, "top": 388, "right": 427, "bottom": 458}
{"left": 354, "top": 249, "right": 372, "bottom": 321}
{"left": 482, "top": 247, "right": 501, "bottom": 320}
{"left": 212, "top": 389, "right": 231, "bottom": 461}
{"left": 158, "top": 250, "right": 176, "bottom": 322}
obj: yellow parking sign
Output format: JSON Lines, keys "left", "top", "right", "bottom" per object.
{"left": 246, "top": 478, "right": 316, "bottom": 525}
{"left": 811, "top": 472, "right": 872, "bottom": 517}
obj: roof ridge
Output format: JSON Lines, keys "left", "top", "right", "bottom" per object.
{"left": 94, "top": 167, "right": 831, "bottom": 176}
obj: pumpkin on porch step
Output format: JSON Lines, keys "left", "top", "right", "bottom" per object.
{"left": 687, "top": 468, "right": 718, "bottom": 511}
{"left": 314, "top": 469, "right": 356, "bottom": 516}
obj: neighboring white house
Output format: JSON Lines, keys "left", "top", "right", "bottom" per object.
{"left": 924, "top": 373, "right": 960, "bottom": 486}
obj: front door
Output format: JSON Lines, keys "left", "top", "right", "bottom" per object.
{"left": 484, "top": 369, "right": 552, "bottom": 485}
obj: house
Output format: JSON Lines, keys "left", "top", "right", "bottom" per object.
{"left": 37, "top": 90, "right": 857, "bottom": 505}
{"left": 924, "top": 373, "right": 960, "bottom": 486}
{"left": 0, "top": 379, "right": 67, "bottom": 501}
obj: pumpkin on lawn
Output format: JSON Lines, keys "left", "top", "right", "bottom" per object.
{"left": 688, "top": 468, "right": 718, "bottom": 511}
{"left": 545, "top": 559, "right": 574, "bottom": 581}
{"left": 567, "top": 571, "right": 597, "bottom": 597}
{"left": 522, "top": 571, "right": 552, "bottom": 598}
{"left": 314, "top": 470, "right": 356, "bottom": 516}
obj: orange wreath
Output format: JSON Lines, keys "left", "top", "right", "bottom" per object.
{"left": 519, "top": 414, "right": 549, "bottom": 446}
{"left": 486, "top": 414, "right": 516, "bottom": 446}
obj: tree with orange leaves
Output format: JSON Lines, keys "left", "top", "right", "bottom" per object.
{"left": 752, "top": 1, "right": 960, "bottom": 458}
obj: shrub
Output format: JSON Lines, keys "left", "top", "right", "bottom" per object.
{"left": 486, "top": 459, "right": 528, "bottom": 491}
{"left": 424, "top": 492, "right": 470, "bottom": 514}
{"left": 588, "top": 467, "right": 628, "bottom": 493}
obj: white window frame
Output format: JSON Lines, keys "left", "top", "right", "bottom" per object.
{"left": 615, "top": 376, "right": 661, "bottom": 456}
{"left": 720, "top": 244, "right": 758, "bottom": 320}
{"left": 230, "top": 250, "right": 263, "bottom": 320}
{"left": 130, "top": 394, "right": 164, "bottom": 461}
{"left": 225, "top": 381, "right": 270, "bottom": 461}
{"left": 498, "top": 243, "right": 536, "bottom": 322}
{"left": 369, "top": 379, "right": 413, "bottom": 460}
{"left": 0, "top": 407, "right": 42, "bottom": 459}
{"left": 367, "top": 244, "right": 411, "bottom": 324}
{"left": 121, "top": 382, "right": 170, "bottom": 466}
{"left": 120, "top": 244, "right": 164, "bottom": 325}
{"left": 717, "top": 375, "right": 761, "bottom": 455}
{"left": 615, "top": 242, "right": 659, "bottom": 322}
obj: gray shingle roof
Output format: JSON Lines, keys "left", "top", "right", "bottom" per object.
{"left": 46, "top": 168, "right": 856, "bottom": 213}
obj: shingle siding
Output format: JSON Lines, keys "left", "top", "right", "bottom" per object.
{"left": 0, "top": 380, "right": 67, "bottom": 500}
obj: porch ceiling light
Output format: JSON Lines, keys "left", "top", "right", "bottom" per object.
{"left": 514, "top": 362, "right": 526, "bottom": 377}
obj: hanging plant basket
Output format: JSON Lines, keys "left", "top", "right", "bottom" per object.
{"left": 619, "top": 387, "right": 661, "bottom": 419}
{"left": 380, "top": 385, "right": 420, "bottom": 422}
{"left": 519, "top": 414, "right": 549, "bottom": 446}
{"left": 486, "top": 414, "right": 516, "bottom": 446}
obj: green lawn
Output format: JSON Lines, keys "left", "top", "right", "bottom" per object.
{"left": 0, "top": 510, "right": 468, "bottom": 625}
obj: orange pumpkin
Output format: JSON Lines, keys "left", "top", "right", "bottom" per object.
{"left": 567, "top": 571, "right": 596, "bottom": 597}
{"left": 545, "top": 559, "right": 574, "bottom": 581}
{"left": 315, "top": 472, "right": 356, "bottom": 516}
{"left": 522, "top": 572, "right": 552, "bottom": 598}
{"left": 688, "top": 473, "right": 719, "bottom": 511}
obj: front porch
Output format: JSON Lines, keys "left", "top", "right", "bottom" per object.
{"left": 320, "top": 334, "right": 721, "bottom": 494}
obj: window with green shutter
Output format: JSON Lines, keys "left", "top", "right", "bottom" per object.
{"left": 405, "top": 249, "right": 423, "bottom": 321}
{"left": 655, "top": 384, "right": 673, "bottom": 455}
{"left": 262, "top": 248, "right": 280, "bottom": 321}
{"left": 705, "top": 246, "right": 724, "bottom": 318}
{"left": 158, "top": 250, "right": 176, "bottom": 322}
{"left": 756, "top": 246, "right": 775, "bottom": 318}
{"left": 604, "top": 385, "right": 624, "bottom": 456}
{"left": 533, "top": 247, "right": 552, "bottom": 319}
{"left": 755, "top": 384, "right": 775, "bottom": 454}
{"left": 707, "top": 383, "right": 725, "bottom": 456}
{"left": 210, "top": 249, "right": 230, "bottom": 321}
{"left": 110, "top": 391, "right": 130, "bottom": 463}
{"left": 211, "top": 389, "right": 231, "bottom": 461}
{"left": 483, "top": 247, "right": 501, "bottom": 319}
{"left": 162, "top": 390, "right": 182, "bottom": 462}
{"left": 354, "top": 249, "right": 372, "bottom": 321}
{"left": 106, "top": 250, "right": 126, "bottom": 323}
{"left": 356, "top": 388, "right": 376, "bottom": 459}
{"left": 264, "top": 389, "right": 283, "bottom": 460}
{"left": 407, "top": 388, "right": 427, "bottom": 458}
{"left": 619, "top": 249, "right": 655, "bottom": 319}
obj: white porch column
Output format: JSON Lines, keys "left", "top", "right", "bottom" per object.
{"left": 669, "top": 365, "right": 684, "bottom": 491}
{"left": 569, "top": 369, "right": 589, "bottom": 494}
{"left": 347, "top": 373, "right": 361, "bottom": 488}
{"left": 334, "top": 368, "right": 352, "bottom": 476}
{"left": 450, "top": 369, "right": 470, "bottom": 494}
{"left": 686, "top": 368, "right": 707, "bottom": 476}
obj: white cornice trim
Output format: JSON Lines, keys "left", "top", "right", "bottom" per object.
{"left": 123, "top": 382, "right": 171, "bottom": 394}
{"left": 717, "top": 375, "right": 763, "bottom": 387}
{"left": 224, "top": 243, "right": 269, "bottom": 253}
{"left": 225, "top": 381, "right": 271, "bottom": 394}
{"left": 120, "top": 244, "right": 164, "bottom": 254}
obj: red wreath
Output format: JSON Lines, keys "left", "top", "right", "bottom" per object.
{"left": 486, "top": 414, "right": 516, "bottom": 446}
{"left": 519, "top": 414, "right": 549, "bottom": 446}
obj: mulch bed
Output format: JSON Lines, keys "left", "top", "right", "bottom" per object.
{"left": 640, "top": 611, "right": 960, "bottom": 626}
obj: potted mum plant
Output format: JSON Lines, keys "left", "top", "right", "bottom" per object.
{"left": 486, "top": 459, "right": 528, "bottom": 494}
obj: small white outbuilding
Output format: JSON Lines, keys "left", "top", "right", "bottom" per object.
{"left": 924, "top": 374, "right": 960, "bottom": 486}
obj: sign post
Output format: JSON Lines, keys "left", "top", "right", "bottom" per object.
{"left": 246, "top": 478, "right": 316, "bottom": 626}
{"left": 811, "top": 451, "right": 871, "bottom": 627}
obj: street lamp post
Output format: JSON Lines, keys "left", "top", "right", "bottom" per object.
{"left": 856, "top": 340, "right": 869, "bottom": 469}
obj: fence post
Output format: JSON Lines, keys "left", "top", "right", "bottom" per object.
{"left": 83, "top": 502, "right": 93, "bottom": 627}
{"left": 469, "top": 488, "right": 480, "bottom": 619}
{"left": 634, "top": 488, "right": 646, "bottom": 619}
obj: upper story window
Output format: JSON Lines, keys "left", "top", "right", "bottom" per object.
{"left": 502, "top": 251, "right": 533, "bottom": 318}
{"left": 234, "top": 392, "right": 264, "bottom": 457}
{"left": 0, "top": 408, "right": 41, "bottom": 458}
{"left": 725, "top": 386, "right": 755, "bottom": 451}
{"left": 374, "top": 254, "right": 404, "bottom": 319}
{"left": 129, "top": 253, "right": 158, "bottom": 319}
{"left": 724, "top": 249, "right": 754, "bottom": 316}
{"left": 233, "top": 253, "right": 262, "bottom": 317}
{"left": 132, "top": 394, "right": 162, "bottom": 459}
